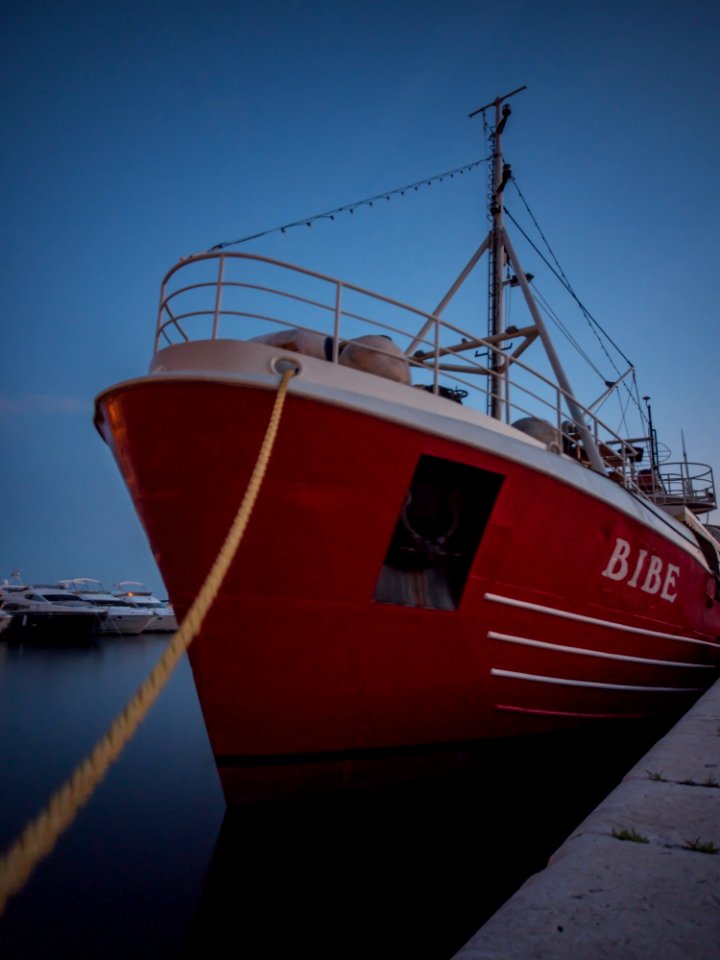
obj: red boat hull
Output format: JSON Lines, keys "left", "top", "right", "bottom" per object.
{"left": 96, "top": 376, "right": 720, "bottom": 801}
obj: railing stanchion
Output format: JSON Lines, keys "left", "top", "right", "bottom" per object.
{"left": 332, "top": 283, "right": 342, "bottom": 362}
{"left": 155, "top": 278, "right": 168, "bottom": 354}
{"left": 212, "top": 256, "right": 226, "bottom": 340}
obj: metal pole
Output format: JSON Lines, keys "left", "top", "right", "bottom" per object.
{"left": 643, "top": 396, "right": 658, "bottom": 474}
{"left": 488, "top": 101, "right": 506, "bottom": 419}
{"left": 212, "top": 256, "right": 226, "bottom": 340}
{"left": 405, "top": 237, "right": 490, "bottom": 357}
{"left": 472, "top": 89, "right": 525, "bottom": 418}
{"left": 332, "top": 283, "right": 342, "bottom": 362}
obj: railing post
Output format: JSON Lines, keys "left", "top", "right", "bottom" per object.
{"left": 555, "top": 387, "right": 563, "bottom": 440}
{"left": 332, "top": 282, "right": 342, "bottom": 362}
{"left": 155, "top": 279, "right": 166, "bottom": 354}
{"left": 504, "top": 359, "right": 511, "bottom": 424}
{"left": 212, "top": 255, "right": 226, "bottom": 340}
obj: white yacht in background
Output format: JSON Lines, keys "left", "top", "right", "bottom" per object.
{"left": 58, "top": 578, "right": 156, "bottom": 636}
{"left": 112, "top": 581, "right": 178, "bottom": 632}
{"left": 0, "top": 580, "right": 106, "bottom": 643}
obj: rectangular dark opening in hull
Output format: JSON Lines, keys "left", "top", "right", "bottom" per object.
{"left": 374, "top": 454, "right": 504, "bottom": 610}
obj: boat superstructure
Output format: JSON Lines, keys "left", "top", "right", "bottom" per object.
{"left": 94, "top": 91, "right": 720, "bottom": 801}
{"left": 0, "top": 580, "right": 106, "bottom": 644}
{"left": 58, "top": 578, "right": 156, "bottom": 636}
{"left": 112, "top": 581, "right": 178, "bottom": 632}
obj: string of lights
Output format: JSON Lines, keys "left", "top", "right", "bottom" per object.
{"left": 209, "top": 156, "right": 489, "bottom": 251}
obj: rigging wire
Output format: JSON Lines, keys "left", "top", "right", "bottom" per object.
{"left": 535, "top": 285, "right": 644, "bottom": 441}
{"left": 209, "top": 157, "right": 490, "bottom": 252}
{"left": 616, "top": 382, "right": 635, "bottom": 440}
{"left": 506, "top": 182, "right": 634, "bottom": 370}
{"left": 504, "top": 182, "right": 648, "bottom": 431}
{"left": 531, "top": 285, "right": 607, "bottom": 378}
{"left": 631, "top": 368, "right": 652, "bottom": 439}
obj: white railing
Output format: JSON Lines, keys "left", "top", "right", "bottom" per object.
{"left": 650, "top": 463, "right": 716, "bottom": 511}
{"left": 154, "top": 252, "right": 714, "bottom": 508}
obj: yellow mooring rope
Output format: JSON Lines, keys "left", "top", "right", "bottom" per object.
{"left": 0, "top": 368, "right": 295, "bottom": 915}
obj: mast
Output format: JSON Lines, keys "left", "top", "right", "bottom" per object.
{"left": 470, "top": 86, "right": 525, "bottom": 418}
{"left": 467, "top": 89, "right": 605, "bottom": 473}
{"left": 410, "top": 91, "right": 608, "bottom": 473}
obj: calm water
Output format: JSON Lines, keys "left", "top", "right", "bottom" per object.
{"left": 0, "top": 632, "right": 678, "bottom": 959}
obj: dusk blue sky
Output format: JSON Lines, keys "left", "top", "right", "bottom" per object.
{"left": 2, "top": 1, "right": 718, "bottom": 595}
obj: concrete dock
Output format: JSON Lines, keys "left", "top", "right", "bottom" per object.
{"left": 453, "top": 678, "right": 720, "bottom": 959}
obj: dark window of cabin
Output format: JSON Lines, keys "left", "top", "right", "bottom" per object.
{"left": 374, "top": 454, "right": 504, "bottom": 610}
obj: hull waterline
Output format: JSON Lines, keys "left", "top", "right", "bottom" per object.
{"left": 3, "top": 611, "right": 101, "bottom": 646}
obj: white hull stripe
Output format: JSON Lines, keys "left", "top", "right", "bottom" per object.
{"left": 490, "top": 667, "right": 704, "bottom": 693}
{"left": 488, "top": 631, "right": 714, "bottom": 670}
{"left": 484, "top": 592, "right": 717, "bottom": 649}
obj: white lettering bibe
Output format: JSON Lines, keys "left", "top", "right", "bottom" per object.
{"left": 601, "top": 537, "right": 679, "bottom": 602}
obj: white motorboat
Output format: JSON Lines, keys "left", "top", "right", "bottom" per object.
{"left": 58, "top": 578, "right": 156, "bottom": 636}
{"left": 112, "top": 581, "right": 178, "bottom": 632}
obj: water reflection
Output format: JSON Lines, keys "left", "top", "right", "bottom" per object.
{"left": 0, "top": 634, "right": 676, "bottom": 959}
{"left": 0, "top": 634, "right": 224, "bottom": 960}
{"left": 185, "top": 720, "right": 675, "bottom": 960}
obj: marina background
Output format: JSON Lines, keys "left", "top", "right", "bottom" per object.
{"left": 2, "top": 0, "right": 719, "bottom": 592}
